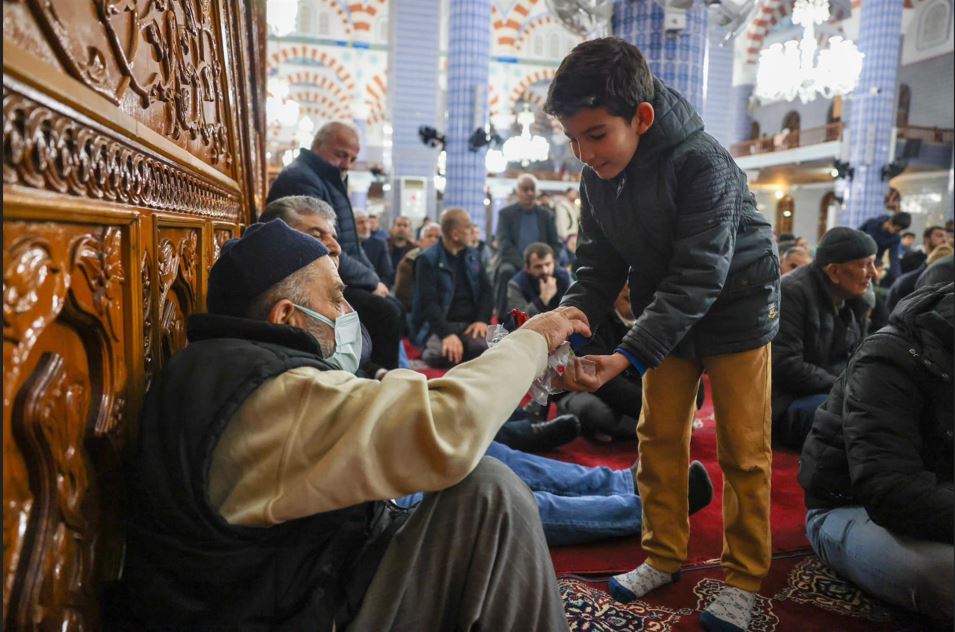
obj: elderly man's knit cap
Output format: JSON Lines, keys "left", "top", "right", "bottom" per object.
{"left": 814, "top": 227, "right": 877, "bottom": 267}
{"left": 207, "top": 219, "right": 329, "bottom": 317}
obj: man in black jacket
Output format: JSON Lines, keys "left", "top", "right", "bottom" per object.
{"left": 772, "top": 227, "right": 877, "bottom": 450}
{"left": 799, "top": 283, "right": 953, "bottom": 624}
{"left": 356, "top": 211, "right": 395, "bottom": 287}
{"left": 115, "top": 219, "right": 583, "bottom": 630}
{"left": 411, "top": 208, "right": 494, "bottom": 368}
{"left": 545, "top": 37, "right": 780, "bottom": 631}
{"left": 493, "top": 174, "right": 562, "bottom": 318}
{"left": 266, "top": 122, "right": 402, "bottom": 370}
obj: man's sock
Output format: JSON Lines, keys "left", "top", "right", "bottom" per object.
{"left": 608, "top": 562, "right": 679, "bottom": 603}
{"left": 700, "top": 585, "right": 757, "bottom": 632}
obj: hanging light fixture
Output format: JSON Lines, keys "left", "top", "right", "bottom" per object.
{"left": 266, "top": 77, "right": 300, "bottom": 129}
{"left": 502, "top": 103, "right": 550, "bottom": 167}
{"left": 755, "top": 0, "right": 864, "bottom": 104}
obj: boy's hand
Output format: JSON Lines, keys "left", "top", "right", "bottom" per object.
{"left": 521, "top": 310, "right": 591, "bottom": 354}
{"left": 442, "top": 334, "right": 464, "bottom": 364}
{"left": 558, "top": 353, "right": 631, "bottom": 392}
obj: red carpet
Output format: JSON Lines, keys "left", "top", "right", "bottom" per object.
{"left": 543, "top": 383, "right": 811, "bottom": 576}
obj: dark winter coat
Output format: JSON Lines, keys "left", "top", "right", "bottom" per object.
{"left": 799, "top": 283, "right": 954, "bottom": 544}
{"left": 506, "top": 266, "right": 571, "bottom": 316}
{"left": 267, "top": 149, "right": 375, "bottom": 272}
{"left": 410, "top": 241, "right": 493, "bottom": 345}
{"left": 362, "top": 236, "right": 395, "bottom": 287}
{"left": 117, "top": 314, "right": 405, "bottom": 629}
{"left": 772, "top": 263, "right": 870, "bottom": 423}
{"left": 495, "top": 203, "right": 562, "bottom": 271}
{"left": 561, "top": 78, "right": 780, "bottom": 368}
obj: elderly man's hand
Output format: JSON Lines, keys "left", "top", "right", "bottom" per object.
{"left": 521, "top": 309, "right": 591, "bottom": 354}
{"left": 373, "top": 282, "right": 390, "bottom": 297}
{"left": 442, "top": 334, "right": 464, "bottom": 364}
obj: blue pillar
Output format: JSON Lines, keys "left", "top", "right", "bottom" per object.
{"left": 842, "top": 0, "right": 904, "bottom": 227}
{"left": 444, "top": 0, "right": 491, "bottom": 227}
{"left": 389, "top": 0, "right": 441, "bottom": 220}
{"left": 613, "top": 0, "right": 708, "bottom": 114}
{"left": 731, "top": 84, "right": 754, "bottom": 145}
{"left": 703, "top": 25, "right": 734, "bottom": 148}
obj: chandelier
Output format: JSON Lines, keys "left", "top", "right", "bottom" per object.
{"left": 755, "top": 0, "right": 864, "bottom": 104}
{"left": 503, "top": 103, "right": 550, "bottom": 167}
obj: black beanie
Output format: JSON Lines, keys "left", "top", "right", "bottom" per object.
{"left": 814, "top": 227, "right": 878, "bottom": 267}
{"left": 207, "top": 219, "right": 329, "bottom": 317}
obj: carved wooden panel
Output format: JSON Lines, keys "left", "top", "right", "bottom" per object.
{"left": 3, "top": 0, "right": 264, "bottom": 627}
{"left": 3, "top": 218, "right": 133, "bottom": 630}
{"left": 4, "top": 0, "right": 241, "bottom": 176}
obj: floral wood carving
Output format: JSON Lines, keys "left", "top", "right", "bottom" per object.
{"left": 210, "top": 227, "right": 232, "bottom": 270}
{"left": 24, "top": 0, "right": 233, "bottom": 168}
{"left": 8, "top": 352, "right": 96, "bottom": 630}
{"left": 72, "top": 227, "right": 125, "bottom": 342}
{"left": 3, "top": 88, "right": 242, "bottom": 221}
{"left": 142, "top": 250, "right": 155, "bottom": 388}
{"left": 156, "top": 231, "right": 197, "bottom": 367}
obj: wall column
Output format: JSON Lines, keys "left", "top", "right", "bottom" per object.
{"left": 389, "top": 0, "right": 442, "bottom": 221}
{"left": 841, "top": 0, "right": 905, "bottom": 227}
{"left": 444, "top": 0, "right": 492, "bottom": 228}
{"left": 613, "top": 0, "right": 709, "bottom": 114}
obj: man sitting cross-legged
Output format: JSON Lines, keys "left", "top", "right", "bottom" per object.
{"left": 113, "top": 219, "right": 588, "bottom": 631}
{"left": 411, "top": 208, "right": 494, "bottom": 368}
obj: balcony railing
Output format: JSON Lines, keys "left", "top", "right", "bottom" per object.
{"left": 730, "top": 122, "right": 844, "bottom": 158}
{"left": 897, "top": 125, "right": 954, "bottom": 144}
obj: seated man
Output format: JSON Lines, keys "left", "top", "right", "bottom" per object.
{"left": 411, "top": 208, "right": 493, "bottom": 368}
{"left": 799, "top": 282, "right": 953, "bottom": 625}
{"left": 261, "top": 196, "right": 403, "bottom": 372}
{"left": 779, "top": 245, "right": 811, "bottom": 275}
{"left": 505, "top": 242, "right": 571, "bottom": 320}
{"left": 387, "top": 214, "right": 417, "bottom": 273}
{"left": 394, "top": 222, "right": 441, "bottom": 312}
{"left": 887, "top": 233, "right": 950, "bottom": 312}
{"left": 115, "top": 219, "right": 584, "bottom": 630}
{"left": 356, "top": 211, "right": 394, "bottom": 287}
{"left": 772, "top": 227, "right": 877, "bottom": 450}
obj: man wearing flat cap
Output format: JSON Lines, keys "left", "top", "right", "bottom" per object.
{"left": 113, "top": 219, "right": 587, "bottom": 630}
{"left": 771, "top": 226, "right": 878, "bottom": 450}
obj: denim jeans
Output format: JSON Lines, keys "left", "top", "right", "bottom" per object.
{"left": 397, "top": 441, "right": 641, "bottom": 546}
{"left": 806, "top": 506, "right": 954, "bottom": 620}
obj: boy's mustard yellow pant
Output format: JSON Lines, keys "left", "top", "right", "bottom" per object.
{"left": 635, "top": 344, "right": 772, "bottom": 592}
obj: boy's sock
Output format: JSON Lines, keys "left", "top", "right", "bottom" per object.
{"left": 699, "top": 585, "right": 757, "bottom": 632}
{"left": 608, "top": 562, "right": 679, "bottom": 603}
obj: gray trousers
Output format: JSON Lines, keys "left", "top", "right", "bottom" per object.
{"left": 349, "top": 458, "right": 569, "bottom": 631}
{"left": 421, "top": 323, "right": 489, "bottom": 369}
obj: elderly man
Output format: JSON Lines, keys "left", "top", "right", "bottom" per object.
{"left": 494, "top": 174, "right": 562, "bottom": 319}
{"left": 411, "top": 208, "right": 494, "bottom": 368}
{"left": 506, "top": 242, "right": 571, "bottom": 319}
{"left": 772, "top": 227, "right": 878, "bottom": 450}
{"left": 115, "top": 219, "right": 585, "bottom": 630}
{"left": 888, "top": 225, "right": 949, "bottom": 310}
{"left": 260, "top": 196, "right": 402, "bottom": 372}
{"left": 356, "top": 211, "right": 394, "bottom": 287}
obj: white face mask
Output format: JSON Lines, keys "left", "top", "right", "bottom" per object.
{"left": 293, "top": 303, "right": 363, "bottom": 374}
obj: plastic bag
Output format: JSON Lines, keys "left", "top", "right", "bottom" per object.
{"left": 486, "top": 315, "right": 596, "bottom": 406}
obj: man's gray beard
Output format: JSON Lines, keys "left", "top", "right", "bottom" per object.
{"left": 301, "top": 319, "right": 336, "bottom": 358}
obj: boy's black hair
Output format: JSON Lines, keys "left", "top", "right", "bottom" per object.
{"left": 544, "top": 37, "right": 655, "bottom": 121}
{"left": 890, "top": 211, "right": 912, "bottom": 229}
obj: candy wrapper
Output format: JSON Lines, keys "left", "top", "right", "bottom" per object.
{"left": 486, "top": 309, "right": 596, "bottom": 406}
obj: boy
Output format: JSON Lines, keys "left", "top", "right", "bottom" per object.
{"left": 548, "top": 38, "right": 780, "bottom": 632}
